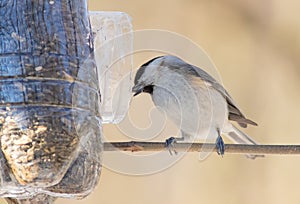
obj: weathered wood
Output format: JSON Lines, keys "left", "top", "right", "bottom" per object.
{"left": 0, "top": 0, "right": 102, "bottom": 203}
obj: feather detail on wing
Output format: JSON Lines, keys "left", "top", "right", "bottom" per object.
{"left": 161, "top": 56, "right": 257, "bottom": 128}
{"left": 212, "top": 83, "right": 257, "bottom": 128}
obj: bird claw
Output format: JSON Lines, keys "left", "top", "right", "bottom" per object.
{"left": 165, "top": 137, "right": 178, "bottom": 155}
{"left": 216, "top": 135, "right": 225, "bottom": 157}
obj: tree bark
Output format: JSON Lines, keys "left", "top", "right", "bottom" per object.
{"left": 0, "top": 0, "right": 102, "bottom": 203}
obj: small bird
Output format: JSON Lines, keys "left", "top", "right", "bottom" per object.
{"left": 132, "top": 55, "right": 262, "bottom": 158}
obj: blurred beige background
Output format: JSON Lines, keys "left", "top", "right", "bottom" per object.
{"left": 58, "top": 0, "right": 300, "bottom": 204}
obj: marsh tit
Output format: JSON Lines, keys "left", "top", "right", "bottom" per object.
{"left": 132, "top": 55, "right": 261, "bottom": 158}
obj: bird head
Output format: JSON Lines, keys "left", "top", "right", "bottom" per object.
{"left": 132, "top": 56, "right": 164, "bottom": 96}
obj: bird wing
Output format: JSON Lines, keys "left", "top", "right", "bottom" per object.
{"left": 165, "top": 58, "right": 257, "bottom": 128}
{"left": 190, "top": 65, "right": 257, "bottom": 128}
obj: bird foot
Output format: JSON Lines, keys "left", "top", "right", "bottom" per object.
{"left": 165, "top": 137, "right": 178, "bottom": 155}
{"left": 216, "top": 135, "right": 225, "bottom": 157}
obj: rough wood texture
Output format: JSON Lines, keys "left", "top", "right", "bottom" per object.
{"left": 0, "top": 0, "right": 102, "bottom": 203}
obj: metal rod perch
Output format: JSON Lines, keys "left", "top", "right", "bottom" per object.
{"left": 104, "top": 141, "right": 300, "bottom": 155}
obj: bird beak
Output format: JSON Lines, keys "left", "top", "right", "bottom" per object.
{"left": 132, "top": 84, "right": 143, "bottom": 96}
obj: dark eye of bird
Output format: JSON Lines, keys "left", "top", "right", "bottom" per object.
{"left": 143, "top": 85, "right": 154, "bottom": 94}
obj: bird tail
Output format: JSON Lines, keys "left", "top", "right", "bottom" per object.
{"left": 225, "top": 125, "right": 264, "bottom": 159}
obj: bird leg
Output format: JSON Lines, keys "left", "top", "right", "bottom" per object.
{"left": 165, "top": 136, "right": 184, "bottom": 155}
{"left": 215, "top": 129, "right": 225, "bottom": 157}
